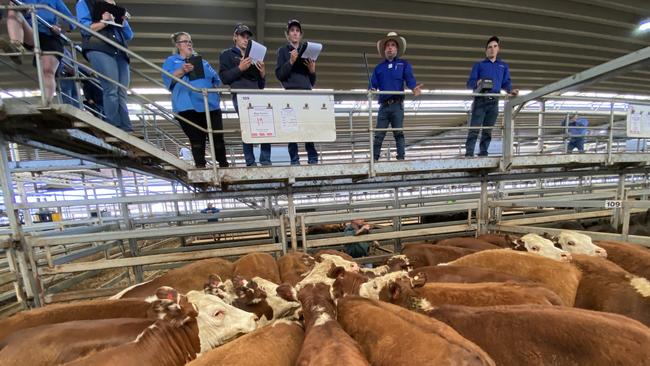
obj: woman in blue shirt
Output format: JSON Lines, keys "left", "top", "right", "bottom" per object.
{"left": 76, "top": 0, "right": 134, "bottom": 132}
{"left": 162, "top": 32, "right": 228, "bottom": 168}
{"left": 1, "top": 0, "right": 75, "bottom": 104}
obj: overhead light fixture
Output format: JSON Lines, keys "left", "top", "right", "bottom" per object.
{"left": 638, "top": 19, "right": 650, "bottom": 32}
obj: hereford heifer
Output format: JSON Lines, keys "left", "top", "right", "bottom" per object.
{"left": 294, "top": 283, "right": 370, "bottom": 366}
{"left": 552, "top": 231, "right": 607, "bottom": 257}
{"left": 0, "top": 298, "right": 154, "bottom": 343}
{"left": 313, "top": 249, "right": 354, "bottom": 262}
{"left": 64, "top": 287, "right": 257, "bottom": 366}
{"left": 428, "top": 304, "right": 650, "bottom": 366}
{"left": 186, "top": 320, "right": 304, "bottom": 366}
{"left": 402, "top": 243, "right": 478, "bottom": 268}
{"left": 570, "top": 254, "right": 650, "bottom": 326}
{"left": 277, "top": 251, "right": 315, "bottom": 286}
{"left": 449, "top": 249, "right": 582, "bottom": 306}
{"left": 111, "top": 258, "right": 234, "bottom": 299}
{"left": 233, "top": 252, "right": 281, "bottom": 284}
{"left": 435, "top": 237, "right": 502, "bottom": 251}
{"left": 512, "top": 233, "right": 572, "bottom": 261}
{"left": 385, "top": 280, "right": 564, "bottom": 312}
{"left": 0, "top": 318, "right": 154, "bottom": 366}
{"left": 337, "top": 297, "right": 495, "bottom": 366}
{"left": 411, "top": 265, "right": 534, "bottom": 285}
{"left": 595, "top": 240, "right": 650, "bottom": 279}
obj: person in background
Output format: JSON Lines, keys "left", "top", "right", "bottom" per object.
{"left": 564, "top": 114, "right": 589, "bottom": 153}
{"left": 162, "top": 31, "right": 229, "bottom": 168}
{"left": 1, "top": 0, "right": 75, "bottom": 104}
{"left": 219, "top": 23, "right": 271, "bottom": 167}
{"left": 76, "top": 0, "right": 134, "bottom": 132}
{"left": 370, "top": 31, "right": 422, "bottom": 161}
{"left": 342, "top": 219, "right": 375, "bottom": 258}
{"left": 201, "top": 203, "right": 219, "bottom": 223}
{"left": 275, "top": 19, "right": 318, "bottom": 165}
{"left": 465, "top": 36, "right": 519, "bottom": 157}
{"left": 179, "top": 145, "right": 193, "bottom": 162}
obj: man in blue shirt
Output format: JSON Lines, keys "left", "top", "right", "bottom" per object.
{"left": 465, "top": 36, "right": 519, "bottom": 157}
{"left": 370, "top": 32, "right": 422, "bottom": 161}
{"left": 564, "top": 114, "right": 589, "bottom": 153}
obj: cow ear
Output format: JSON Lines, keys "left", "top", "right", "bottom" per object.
{"left": 327, "top": 265, "right": 346, "bottom": 279}
{"left": 411, "top": 273, "right": 427, "bottom": 288}
{"left": 276, "top": 283, "right": 297, "bottom": 302}
{"left": 208, "top": 274, "right": 222, "bottom": 287}
{"left": 156, "top": 286, "right": 179, "bottom": 303}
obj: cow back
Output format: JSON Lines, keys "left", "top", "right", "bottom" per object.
{"left": 415, "top": 282, "right": 564, "bottom": 307}
{"left": 0, "top": 298, "right": 152, "bottom": 343}
{"left": 595, "top": 240, "right": 650, "bottom": 280}
{"left": 277, "top": 251, "right": 314, "bottom": 286}
{"left": 234, "top": 252, "right": 281, "bottom": 284}
{"left": 402, "top": 244, "right": 477, "bottom": 268}
{"left": 411, "top": 265, "right": 534, "bottom": 285}
{"left": 118, "top": 258, "right": 234, "bottom": 299}
{"left": 449, "top": 249, "right": 582, "bottom": 306}
{"left": 436, "top": 237, "right": 502, "bottom": 251}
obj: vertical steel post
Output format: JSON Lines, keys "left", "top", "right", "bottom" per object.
{"left": 349, "top": 111, "right": 355, "bottom": 162}
{"left": 607, "top": 102, "right": 615, "bottom": 164}
{"left": 501, "top": 101, "right": 513, "bottom": 170}
{"left": 612, "top": 173, "right": 626, "bottom": 229}
{"left": 116, "top": 169, "right": 143, "bottom": 282}
{"left": 393, "top": 187, "right": 401, "bottom": 251}
{"left": 203, "top": 91, "right": 219, "bottom": 185}
{"left": 29, "top": 8, "right": 46, "bottom": 106}
{"left": 287, "top": 187, "right": 298, "bottom": 252}
{"left": 368, "top": 92, "right": 375, "bottom": 177}
{"left": 478, "top": 177, "right": 489, "bottom": 235}
{"left": 537, "top": 101, "right": 545, "bottom": 153}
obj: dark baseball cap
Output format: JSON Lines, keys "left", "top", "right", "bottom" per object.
{"left": 234, "top": 23, "right": 253, "bottom": 36}
{"left": 287, "top": 19, "right": 302, "bottom": 32}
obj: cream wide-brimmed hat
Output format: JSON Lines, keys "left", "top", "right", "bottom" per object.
{"left": 376, "top": 32, "right": 407, "bottom": 58}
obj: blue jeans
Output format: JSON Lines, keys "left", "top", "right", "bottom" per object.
{"left": 59, "top": 79, "right": 81, "bottom": 108}
{"left": 466, "top": 97, "right": 499, "bottom": 156}
{"left": 373, "top": 102, "right": 405, "bottom": 160}
{"left": 567, "top": 137, "right": 585, "bottom": 153}
{"left": 86, "top": 51, "right": 132, "bottom": 132}
{"left": 233, "top": 95, "right": 271, "bottom": 166}
{"left": 288, "top": 142, "right": 318, "bottom": 165}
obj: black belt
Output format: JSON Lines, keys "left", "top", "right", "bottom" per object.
{"left": 475, "top": 95, "right": 497, "bottom": 101}
{"left": 382, "top": 98, "right": 403, "bottom": 106}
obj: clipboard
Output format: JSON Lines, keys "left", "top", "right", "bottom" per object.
{"left": 185, "top": 55, "right": 205, "bottom": 81}
{"left": 92, "top": 1, "right": 128, "bottom": 24}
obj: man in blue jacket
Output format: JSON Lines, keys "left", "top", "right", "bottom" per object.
{"left": 219, "top": 23, "right": 271, "bottom": 166}
{"left": 275, "top": 19, "right": 318, "bottom": 165}
{"left": 370, "top": 32, "right": 422, "bottom": 161}
{"left": 564, "top": 114, "right": 589, "bottom": 153}
{"left": 465, "top": 36, "right": 518, "bottom": 157}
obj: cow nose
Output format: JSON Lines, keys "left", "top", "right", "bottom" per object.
{"left": 595, "top": 249, "right": 608, "bottom": 258}
{"left": 560, "top": 252, "right": 572, "bottom": 262}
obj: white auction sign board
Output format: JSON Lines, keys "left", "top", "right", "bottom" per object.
{"left": 626, "top": 104, "right": 650, "bottom": 138}
{"left": 238, "top": 94, "right": 336, "bottom": 143}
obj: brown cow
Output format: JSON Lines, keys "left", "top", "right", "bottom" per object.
{"left": 571, "top": 254, "right": 650, "bottom": 326}
{"left": 186, "top": 320, "right": 304, "bottom": 366}
{"left": 112, "top": 258, "right": 234, "bottom": 299}
{"left": 385, "top": 281, "right": 564, "bottom": 311}
{"left": 436, "top": 237, "right": 502, "bottom": 251}
{"left": 448, "top": 249, "right": 582, "bottom": 306}
{"left": 277, "top": 251, "right": 315, "bottom": 286}
{"left": 402, "top": 243, "right": 478, "bottom": 268}
{"left": 337, "top": 297, "right": 495, "bottom": 366}
{"left": 306, "top": 223, "right": 345, "bottom": 235}
{"left": 595, "top": 240, "right": 650, "bottom": 279}
{"left": 410, "top": 265, "right": 535, "bottom": 285}
{"left": 476, "top": 233, "right": 518, "bottom": 248}
{"left": 0, "top": 318, "right": 154, "bottom": 366}
{"left": 233, "top": 252, "right": 281, "bottom": 284}
{"left": 64, "top": 287, "right": 257, "bottom": 366}
{"left": 295, "top": 283, "right": 370, "bottom": 366}
{"left": 428, "top": 304, "right": 650, "bottom": 366}
{"left": 0, "top": 298, "right": 154, "bottom": 343}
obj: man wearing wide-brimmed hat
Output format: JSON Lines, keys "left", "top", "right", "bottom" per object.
{"left": 370, "top": 32, "right": 422, "bottom": 161}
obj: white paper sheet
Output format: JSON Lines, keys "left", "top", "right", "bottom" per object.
{"left": 301, "top": 42, "right": 323, "bottom": 60}
{"left": 280, "top": 107, "right": 299, "bottom": 132}
{"left": 248, "top": 106, "right": 276, "bottom": 138}
{"left": 627, "top": 104, "right": 650, "bottom": 138}
{"left": 248, "top": 40, "right": 267, "bottom": 63}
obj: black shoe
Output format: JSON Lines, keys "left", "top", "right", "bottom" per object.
{"left": 195, "top": 163, "right": 206, "bottom": 169}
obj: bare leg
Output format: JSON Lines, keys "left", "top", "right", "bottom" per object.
{"left": 40, "top": 55, "right": 59, "bottom": 103}
{"left": 6, "top": 10, "right": 33, "bottom": 45}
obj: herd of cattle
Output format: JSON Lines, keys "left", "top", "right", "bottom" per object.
{"left": 0, "top": 230, "right": 649, "bottom": 365}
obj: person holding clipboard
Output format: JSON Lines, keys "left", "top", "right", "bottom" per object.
{"left": 76, "top": 0, "right": 134, "bottom": 132}
{"left": 219, "top": 23, "right": 271, "bottom": 167}
{"left": 162, "top": 32, "right": 229, "bottom": 169}
{"left": 275, "top": 19, "right": 319, "bottom": 165}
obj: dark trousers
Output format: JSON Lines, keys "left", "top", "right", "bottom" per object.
{"left": 567, "top": 137, "right": 585, "bottom": 153}
{"left": 465, "top": 97, "right": 499, "bottom": 157}
{"left": 289, "top": 142, "right": 318, "bottom": 165}
{"left": 373, "top": 102, "right": 405, "bottom": 160}
{"left": 233, "top": 95, "right": 271, "bottom": 166}
{"left": 177, "top": 109, "right": 228, "bottom": 168}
